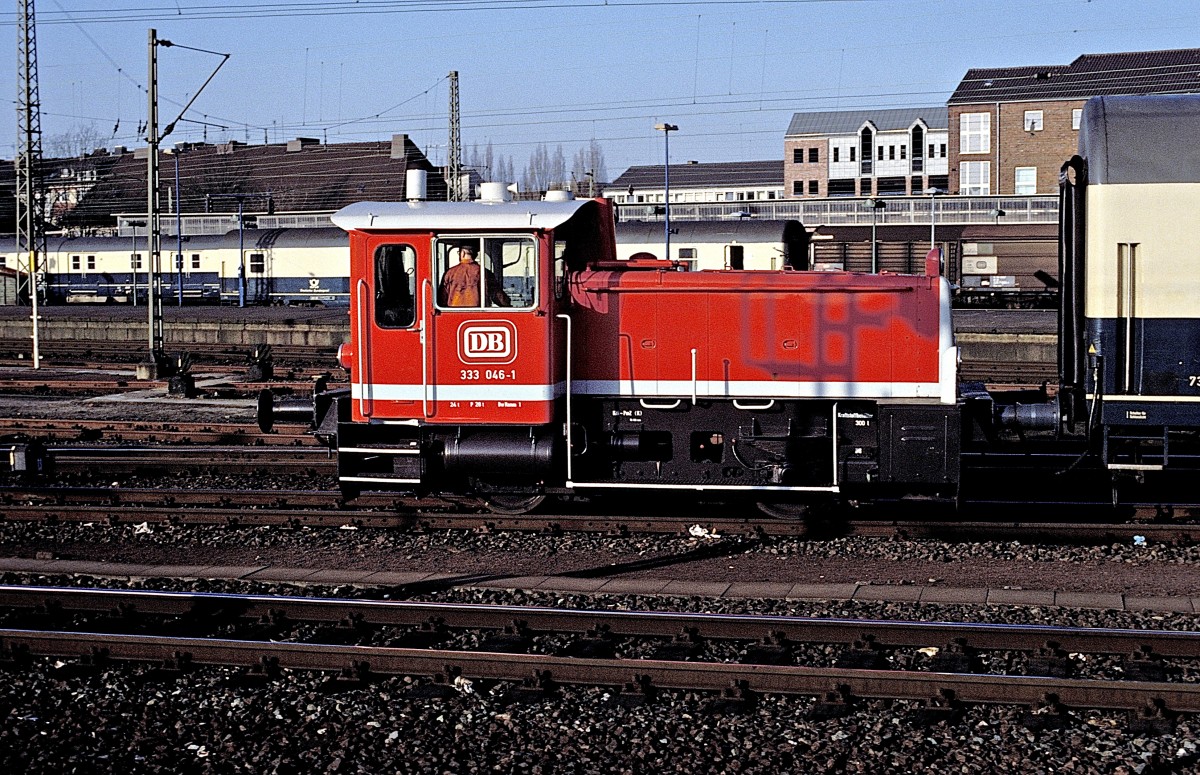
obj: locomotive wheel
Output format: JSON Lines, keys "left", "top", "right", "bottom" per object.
{"left": 481, "top": 493, "right": 546, "bottom": 516}
{"left": 755, "top": 500, "right": 810, "bottom": 519}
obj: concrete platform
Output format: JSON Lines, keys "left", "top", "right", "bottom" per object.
{"left": 0, "top": 556, "right": 1190, "bottom": 613}
{"left": 0, "top": 305, "right": 1058, "bottom": 370}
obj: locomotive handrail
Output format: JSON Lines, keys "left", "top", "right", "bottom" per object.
{"left": 557, "top": 313, "right": 573, "bottom": 482}
{"left": 639, "top": 399, "right": 682, "bottom": 410}
{"left": 420, "top": 278, "right": 432, "bottom": 418}
{"left": 355, "top": 279, "right": 371, "bottom": 418}
{"left": 691, "top": 348, "right": 699, "bottom": 405}
{"left": 732, "top": 399, "right": 776, "bottom": 411}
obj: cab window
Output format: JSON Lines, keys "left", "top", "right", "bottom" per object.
{"left": 435, "top": 236, "right": 537, "bottom": 310}
{"left": 374, "top": 244, "right": 416, "bottom": 327}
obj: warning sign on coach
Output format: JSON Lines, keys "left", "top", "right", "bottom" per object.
{"left": 457, "top": 320, "right": 518, "bottom": 365}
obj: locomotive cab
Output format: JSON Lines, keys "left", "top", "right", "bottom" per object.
{"left": 327, "top": 197, "right": 613, "bottom": 506}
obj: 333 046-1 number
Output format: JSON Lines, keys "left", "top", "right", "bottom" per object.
{"left": 460, "top": 369, "right": 516, "bottom": 381}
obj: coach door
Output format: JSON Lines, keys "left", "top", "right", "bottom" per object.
{"left": 424, "top": 234, "right": 555, "bottom": 425}
{"left": 349, "top": 238, "right": 426, "bottom": 422}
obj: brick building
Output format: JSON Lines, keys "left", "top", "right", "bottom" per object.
{"left": 783, "top": 107, "right": 949, "bottom": 199}
{"left": 948, "top": 48, "right": 1200, "bottom": 195}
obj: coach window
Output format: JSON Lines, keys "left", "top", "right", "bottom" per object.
{"left": 373, "top": 244, "right": 416, "bottom": 327}
{"left": 191, "top": 254, "right": 201, "bottom": 270}
{"left": 435, "top": 236, "right": 536, "bottom": 310}
{"left": 71, "top": 255, "right": 81, "bottom": 271}
{"left": 249, "top": 253, "right": 265, "bottom": 274}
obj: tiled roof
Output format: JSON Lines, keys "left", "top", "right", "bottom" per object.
{"left": 949, "top": 48, "right": 1200, "bottom": 104}
{"left": 785, "top": 107, "right": 948, "bottom": 136}
{"left": 608, "top": 160, "right": 782, "bottom": 190}
{"left": 34, "top": 136, "right": 446, "bottom": 231}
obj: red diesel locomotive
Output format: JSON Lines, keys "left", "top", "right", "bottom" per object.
{"left": 312, "top": 193, "right": 959, "bottom": 514}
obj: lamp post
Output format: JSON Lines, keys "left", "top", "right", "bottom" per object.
{"left": 654, "top": 123, "right": 678, "bottom": 261}
{"left": 925, "top": 187, "right": 944, "bottom": 251}
{"left": 127, "top": 220, "right": 146, "bottom": 307}
{"left": 867, "top": 198, "right": 887, "bottom": 273}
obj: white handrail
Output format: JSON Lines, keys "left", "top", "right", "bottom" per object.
{"left": 354, "top": 278, "right": 371, "bottom": 418}
{"left": 420, "top": 278, "right": 432, "bottom": 418}
{"left": 732, "top": 399, "right": 775, "bottom": 411}
{"left": 640, "top": 399, "right": 682, "bottom": 410}
{"left": 690, "top": 347, "right": 698, "bottom": 405}
{"left": 557, "top": 313, "right": 573, "bottom": 482}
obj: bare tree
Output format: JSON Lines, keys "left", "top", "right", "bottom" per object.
{"left": 44, "top": 125, "right": 106, "bottom": 158}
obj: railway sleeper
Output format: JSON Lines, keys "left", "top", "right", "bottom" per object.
{"left": 928, "top": 637, "right": 982, "bottom": 673}
{"left": 1027, "top": 641, "right": 1074, "bottom": 678}
{"left": 611, "top": 674, "right": 655, "bottom": 708}
{"left": 1128, "top": 698, "right": 1178, "bottom": 736}
{"left": 909, "top": 689, "right": 964, "bottom": 727}
{"left": 319, "top": 660, "right": 374, "bottom": 693}
{"left": 498, "top": 670, "right": 559, "bottom": 705}
{"left": 649, "top": 627, "right": 705, "bottom": 661}
{"left": 705, "top": 680, "right": 758, "bottom": 715}
{"left": 808, "top": 684, "right": 857, "bottom": 721}
{"left": 834, "top": 634, "right": 888, "bottom": 670}
{"left": 1021, "top": 693, "right": 1070, "bottom": 732}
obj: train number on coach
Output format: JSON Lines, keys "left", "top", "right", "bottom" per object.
{"left": 459, "top": 369, "right": 518, "bottom": 381}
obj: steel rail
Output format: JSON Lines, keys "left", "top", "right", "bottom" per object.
{"left": 1, "top": 485, "right": 1199, "bottom": 540}
{"left": 3, "top": 586, "right": 1199, "bottom": 658}
{"left": 1, "top": 628, "right": 1198, "bottom": 713}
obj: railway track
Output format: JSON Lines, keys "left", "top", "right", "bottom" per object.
{"left": 0, "top": 585, "right": 1195, "bottom": 723}
{"left": 0, "top": 419, "right": 316, "bottom": 446}
{"left": 2, "top": 484, "right": 1198, "bottom": 542}
{"left": 0, "top": 338, "right": 337, "bottom": 366}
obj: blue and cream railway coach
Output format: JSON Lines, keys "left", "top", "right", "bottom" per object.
{"left": 1060, "top": 94, "right": 1200, "bottom": 472}
{"left": 5, "top": 227, "right": 351, "bottom": 305}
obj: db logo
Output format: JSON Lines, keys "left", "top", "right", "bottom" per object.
{"left": 458, "top": 321, "right": 517, "bottom": 364}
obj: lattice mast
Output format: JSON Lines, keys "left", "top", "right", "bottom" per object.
{"left": 448, "top": 70, "right": 461, "bottom": 201}
{"left": 16, "top": 0, "right": 45, "bottom": 367}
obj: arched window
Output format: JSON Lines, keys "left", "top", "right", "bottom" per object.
{"left": 911, "top": 125, "right": 925, "bottom": 173}
{"left": 859, "top": 127, "right": 873, "bottom": 175}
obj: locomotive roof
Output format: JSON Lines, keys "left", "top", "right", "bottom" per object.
{"left": 1080, "top": 94, "right": 1200, "bottom": 184}
{"left": 332, "top": 199, "right": 596, "bottom": 232}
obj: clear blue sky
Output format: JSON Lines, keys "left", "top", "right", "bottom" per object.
{"left": 6, "top": 0, "right": 1199, "bottom": 178}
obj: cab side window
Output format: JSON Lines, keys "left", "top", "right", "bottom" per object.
{"left": 435, "top": 237, "right": 537, "bottom": 310}
{"left": 374, "top": 244, "right": 416, "bottom": 327}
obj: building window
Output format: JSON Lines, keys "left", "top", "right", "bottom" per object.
{"left": 1023, "top": 110, "right": 1044, "bottom": 132}
{"left": 792, "top": 180, "right": 804, "bottom": 196}
{"left": 900, "top": 145, "right": 907, "bottom": 160}
{"left": 850, "top": 146, "right": 856, "bottom": 162}
{"left": 792, "top": 148, "right": 803, "bottom": 163}
{"left": 808, "top": 147, "right": 819, "bottom": 163}
{"left": 1015, "top": 166, "right": 1037, "bottom": 195}
{"left": 71, "top": 255, "right": 81, "bottom": 271}
{"left": 249, "top": 252, "right": 265, "bottom": 274}
{"left": 859, "top": 128, "right": 873, "bottom": 175}
{"left": 1072, "top": 108, "right": 1082, "bottom": 130}
{"left": 808, "top": 180, "right": 818, "bottom": 196}
{"left": 832, "top": 147, "right": 839, "bottom": 163}
{"left": 960, "top": 161, "right": 990, "bottom": 195}
{"left": 929, "top": 143, "right": 935, "bottom": 158}
{"left": 960, "top": 112, "right": 990, "bottom": 154}
{"left": 87, "top": 255, "right": 96, "bottom": 270}
{"left": 888, "top": 146, "right": 895, "bottom": 161}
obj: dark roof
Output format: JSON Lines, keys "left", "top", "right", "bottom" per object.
{"left": 609, "top": 160, "right": 782, "bottom": 190}
{"left": 1080, "top": 94, "right": 1200, "bottom": 185}
{"left": 950, "top": 48, "right": 1200, "bottom": 104}
{"left": 36, "top": 136, "right": 446, "bottom": 231}
{"left": 786, "top": 107, "right": 947, "bottom": 136}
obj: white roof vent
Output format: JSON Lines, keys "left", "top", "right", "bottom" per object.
{"left": 479, "top": 182, "right": 514, "bottom": 203}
